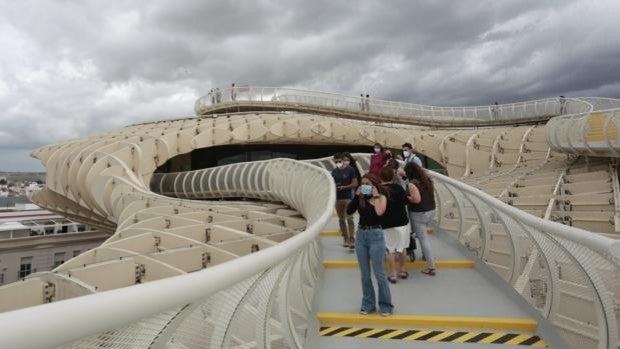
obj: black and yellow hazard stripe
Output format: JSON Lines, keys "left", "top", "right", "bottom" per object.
{"left": 319, "top": 326, "right": 546, "bottom": 347}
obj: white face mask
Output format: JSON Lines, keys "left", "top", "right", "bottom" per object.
{"left": 343, "top": 160, "right": 350, "bottom": 167}
{"left": 403, "top": 150, "right": 411, "bottom": 158}
{"left": 335, "top": 162, "right": 343, "bottom": 169}
{"left": 374, "top": 147, "right": 381, "bottom": 153}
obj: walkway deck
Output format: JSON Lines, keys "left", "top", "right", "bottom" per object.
{"left": 305, "top": 217, "right": 567, "bottom": 348}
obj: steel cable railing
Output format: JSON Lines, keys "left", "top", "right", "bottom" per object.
{"left": 0, "top": 159, "right": 335, "bottom": 349}
{"left": 308, "top": 153, "right": 619, "bottom": 349}
{"left": 194, "top": 86, "right": 593, "bottom": 125}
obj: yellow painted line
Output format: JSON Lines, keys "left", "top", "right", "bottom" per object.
{"left": 318, "top": 326, "right": 547, "bottom": 346}
{"left": 317, "top": 313, "right": 538, "bottom": 332}
{"left": 318, "top": 326, "right": 340, "bottom": 336}
{"left": 426, "top": 331, "right": 456, "bottom": 342}
{"left": 331, "top": 327, "right": 361, "bottom": 337}
{"left": 404, "top": 330, "right": 431, "bottom": 341}
{"left": 479, "top": 332, "right": 506, "bottom": 344}
{"left": 322, "top": 259, "right": 475, "bottom": 269}
{"left": 506, "top": 333, "right": 536, "bottom": 345}
{"left": 378, "top": 329, "right": 407, "bottom": 339}
{"left": 321, "top": 228, "right": 433, "bottom": 235}
{"left": 320, "top": 231, "right": 341, "bottom": 237}
{"left": 452, "top": 331, "right": 481, "bottom": 343}
{"left": 356, "top": 328, "right": 384, "bottom": 338}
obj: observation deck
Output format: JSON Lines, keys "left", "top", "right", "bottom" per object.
{"left": 0, "top": 87, "right": 619, "bottom": 348}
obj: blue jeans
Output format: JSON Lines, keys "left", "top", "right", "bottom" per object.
{"left": 355, "top": 228, "right": 393, "bottom": 313}
{"left": 409, "top": 210, "right": 435, "bottom": 269}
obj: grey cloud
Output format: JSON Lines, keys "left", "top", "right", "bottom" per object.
{"left": 1, "top": 0, "right": 620, "bottom": 171}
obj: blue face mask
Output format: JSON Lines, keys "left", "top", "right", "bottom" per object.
{"left": 360, "top": 184, "right": 372, "bottom": 195}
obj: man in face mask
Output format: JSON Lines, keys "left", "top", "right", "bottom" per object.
{"left": 402, "top": 142, "right": 422, "bottom": 167}
{"left": 331, "top": 153, "right": 358, "bottom": 248}
{"left": 399, "top": 142, "right": 423, "bottom": 189}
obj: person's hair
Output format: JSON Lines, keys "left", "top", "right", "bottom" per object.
{"left": 366, "top": 94, "right": 370, "bottom": 97}
{"left": 402, "top": 142, "right": 412, "bottom": 149}
{"left": 405, "top": 162, "right": 433, "bottom": 194}
{"left": 333, "top": 152, "right": 343, "bottom": 160}
{"left": 359, "top": 173, "right": 386, "bottom": 207}
{"left": 342, "top": 151, "right": 352, "bottom": 161}
{"left": 379, "top": 166, "right": 394, "bottom": 182}
{"left": 387, "top": 158, "right": 399, "bottom": 170}
{"left": 373, "top": 143, "right": 383, "bottom": 151}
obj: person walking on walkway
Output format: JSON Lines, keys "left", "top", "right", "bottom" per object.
{"left": 379, "top": 167, "right": 410, "bottom": 283}
{"left": 405, "top": 162, "right": 436, "bottom": 276}
{"left": 369, "top": 143, "right": 388, "bottom": 178}
{"left": 231, "top": 83, "right": 237, "bottom": 101}
{"left": 342, "top": 152, "right": 361, "bottom": 186}
{"left": 347, "top": 174, "right": 393, "bottom": 316}
{"left": 209, "top": 89, "right": 215, "bottom": 104}
{"left": 331, "top": 153, "right": 358, "bottom": 249}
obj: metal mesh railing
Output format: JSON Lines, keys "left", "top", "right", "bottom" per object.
{"left": 0, "top": 159, "right": 334, "bottom": 349}
{"left": 546, "top": 107, "right": 620, "bottom": 157}
{"left": 194, "top": 86, "right": 593, "bottom": 124}
{"left": 309, "top": 153, "right": 620, "bottom": 349}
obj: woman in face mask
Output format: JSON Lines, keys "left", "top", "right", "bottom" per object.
{"left": 347, "top": 174, "right": 393, "bottom": 316}
{"left": 369, "top": 143, "right": 388, "bottom": 178}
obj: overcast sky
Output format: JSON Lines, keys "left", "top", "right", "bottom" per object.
{"left": 1, "top": 0, "right": 619, "bottom": 171}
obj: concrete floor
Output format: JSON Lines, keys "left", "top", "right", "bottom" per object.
{"left": 305, "top": 221, "right": 567, "bottom": 348}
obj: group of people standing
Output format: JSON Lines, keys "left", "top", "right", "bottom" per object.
{"left": 360, "top": 94, "right": 371, "bottom": 112}
{"left": 331, "top": 143, "right": 436, "bottom": 316}
{"left": 208, "top": 83, "right": 238, "bottom": 104}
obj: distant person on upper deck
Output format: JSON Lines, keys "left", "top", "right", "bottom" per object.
{"left": 360, "top": 94, "right": 365, "bottom": 111}
{"left": 231, "top": 83, "right": 237, "bottom": 101}
{"left": 559, "top": 96, "right": 566, "bottom": 115}
{"left": 365, "top": 94, "right": 370, "bottom": 112}
{"left": 215, "top": 88, "right": 222, "bottom": 103}
{"left": 491, "top": 101, "right": 499, "bottom": 119}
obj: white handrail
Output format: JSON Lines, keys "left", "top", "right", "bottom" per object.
{"left": 194, "top": 86, "right": 593, "bottom": 124}
{"left": 308, "top": 153, "right": 620, "bottom": 348}
{"left": 0, "top": 159, "right": 336, "bottom": 349}
{"left": 546, "top": 107, "right": 620, "bottom": 156}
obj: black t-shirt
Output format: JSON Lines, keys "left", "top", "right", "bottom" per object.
{"left": 408, "top": 179, "right": 436, "bottom": 212}
{"left": 332, "top": 166, "right": 356, "bottom": 200}
{"left": 347, "top": 195, "right": 382, "bottom": 227}
{"left": 381, "top": 183, "right": 409, "bottom": 228}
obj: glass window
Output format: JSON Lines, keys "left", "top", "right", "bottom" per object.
{"left": 53, "top": 252, "right": 65, "bottom": 267}
{"left": 19, "top": 257, "right": 33, "bottom": 278}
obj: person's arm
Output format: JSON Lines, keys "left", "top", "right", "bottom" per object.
{"left": 347, "top": 195, "right": 359, "bottom": 215}
{"left": 368, "top": 186, "right": 387, "bottom": 216}
{"left": 349, "top": 178, "right": 358, "bottom": 189}
{"left": 407, "top": 182, "right": 421, "bottom": 204}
